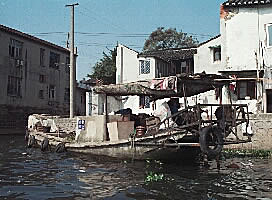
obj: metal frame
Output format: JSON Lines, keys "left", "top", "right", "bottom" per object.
{"left": 136, "top": 103, "right": 251, "bottom": 147}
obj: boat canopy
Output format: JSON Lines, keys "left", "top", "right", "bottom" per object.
{"left": 93, "top": 73, "right": 229, "bottom": 100}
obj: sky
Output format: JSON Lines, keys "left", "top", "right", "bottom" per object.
{"left": 0, "top": 0, "right": 226, "bottom": 80}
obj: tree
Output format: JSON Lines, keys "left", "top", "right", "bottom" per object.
{"left": 87, "top": 48, "right": 117, "bottom": 85}
{"left": 143, "top": 27, "right": 198, "bottom": 51}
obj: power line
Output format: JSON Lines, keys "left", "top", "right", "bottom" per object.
{"left": 28, "top": 31, "right": 214, "bottom": 38}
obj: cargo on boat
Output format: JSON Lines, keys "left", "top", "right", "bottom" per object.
{"left": 27, "top": 73, "right": 252, "bottom": 160}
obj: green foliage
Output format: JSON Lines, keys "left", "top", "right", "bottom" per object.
{"left": 145, "top": 171, "right": 164, "bottom": 183}
{"left": 144, "top": 159, "right": 164, "bottom": 184}
{"left": 223, "top": 149, "right": 272, "bottom": 158}
{"left": 143, "top": 27, "right": 198, "bottom": 51}
{"left": 87, "top": 48, "right": 117, "bottom": 85}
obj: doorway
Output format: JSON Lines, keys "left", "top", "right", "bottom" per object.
{"left": 267, "top": 90, "right": 272, "bottom": 113}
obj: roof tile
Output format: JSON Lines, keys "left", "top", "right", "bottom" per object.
{"left": 223, "top": 0, "right": 271, "bottom": 7}
{"left": 139, "top": 48, "right": 197, "bottom": 62}
{"left": 0, "top": 24, "right": 69, "bottom": 54}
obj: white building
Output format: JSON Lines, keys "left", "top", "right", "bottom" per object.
{"left": 188, "top": 0, "right": 272, "bottom": 113}
{"left": 115, "top": 44, "right": 197, "bottom": 114}
{"left": 219, "top": 0, "right": 272, "bottom": 113}
{"left": 114, "top": 0, "right": 272, "bottom": 115}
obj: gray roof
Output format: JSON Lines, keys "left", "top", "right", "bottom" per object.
{"left": 0, "top": 24, "right": 69, "bottom": 54}
{"left": 139, "top": 48, "right": 197, "bottom": 62}
{"left": 223, "top": 0, "right": 271, "bottom": 7}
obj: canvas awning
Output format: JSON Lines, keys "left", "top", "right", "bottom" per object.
{"left": 93, "top": 73, "right": 229, "bottom": 100}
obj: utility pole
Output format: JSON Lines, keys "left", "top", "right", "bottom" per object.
{"left": 66, "top": 3, "right": 79, "bottom": 118}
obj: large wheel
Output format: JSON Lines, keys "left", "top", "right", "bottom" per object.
{"left": 199, "top": 126, "right": 224, "bottom": 157}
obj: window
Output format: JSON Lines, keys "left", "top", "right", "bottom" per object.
{"left": 9, "top": 39, "right": 23, "bottom": 59}
{"left": 64, "top": 88, "right": 69, "bottom": 102}
{"left": 40, "top": 48, "right": 45, "bottom": 66}
{"left": 49, "top": 51, "right": 60, "bottom": 69}
{"left": 213, "top": 47, "right": 221, "bottom": 62}
{"left": 267, "top": 24, "right": 272, "bottom": 47}
{"left": 39, "top": 90, "right": 44, "bottom": 99}
{"left": 181, "top": 61, "right": 187, "bottom": 73}
{"left": 7, "top": 76, "right": 22, "bottom": 97}
{"left": 65, "top": 57, "right": 70, "bottom": 73}
{"left": 81, "top": 94, "right": 84, "bottom": 104}
{"left": 139, "top": 95, "right": 150, "bottom": 108}
{"left": 39, "top": 74, "right": 46, "bottom": 83}
{"left": 48, "top": 85, "right": 56, "bottom": 99}
{"left": 237, "top": 81, "right": 256, "bottom": 100}
{"left": 139, "top": 60, "right": 150, "bottom": 74}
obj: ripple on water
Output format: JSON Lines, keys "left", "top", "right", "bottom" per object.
{"left": 1, "top": 135, "right": 272, "bottom": 199}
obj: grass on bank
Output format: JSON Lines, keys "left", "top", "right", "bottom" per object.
{"left": 223, "top": 149, "right": 272, "bottom": 158}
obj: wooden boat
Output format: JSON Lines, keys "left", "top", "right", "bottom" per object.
{"left": 27, "top": 74, "right": 252, "bottom": 160}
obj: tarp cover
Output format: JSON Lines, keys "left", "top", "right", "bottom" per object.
{"left": 93, "top": 74, "right": 229, "bottom": 99}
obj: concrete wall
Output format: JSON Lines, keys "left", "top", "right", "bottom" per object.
{"left": 0, "top": 29, "right": 70, "bottom": 113}
{"left": 116, "top": 44, "right": 158, "bottom": 114}
{"left": 220, "top": 6, "right": 272, "bottom": 71}
{"left": 116, "top": 44, "right": 139, "bottom": 84}
{"left": 89, "top": 91, "right": 121, "bottom": 116}
{"left": 0, "top": 27, "right": 86, "bottom": 132}
{"left": 218, "top": 5, "right": 272, "bottom": 113}
{"left": 194, "top": 36, "right": 222, "bottom": 74}
{"left": 228, "top": 114, "right": 272, "bottom": 150}
{"left": 76, "top": 115, "right": 107, "bottom": 142}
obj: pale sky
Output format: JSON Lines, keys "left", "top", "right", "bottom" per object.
{"left": 0, "top": 0, "right": 226, "bottom": 80}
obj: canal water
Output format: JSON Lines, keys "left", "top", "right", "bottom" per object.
{"left": 1, "top": 135, "right": 272, "bottom": 200}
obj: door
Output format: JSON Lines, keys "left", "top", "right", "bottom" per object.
{"left": 267, "top": 90, "right": 272, "bottom": 113}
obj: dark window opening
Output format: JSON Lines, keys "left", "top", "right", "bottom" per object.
{"left": 49, "top": 85, "right": 56, "bottom": 99}
{"left": 39, "top": 90, "right": 44, "bottom": 99}
{"left": 7, "top": 76, "right": 22, "bottom": 97}
{"left": 213, "top": 47, "right": 221, "bottom": 62}
{"left": 139, "top": 95, "right": 150, "bottom": 109}
{"left": 40, "top": 48, "right": 45, "bottom": 66}
{"left": 49, "top": 51, "right": 60, "bottom": 69}
{"left": 81, "top": 95, "right": 84, "bottom": 104}
{"left": 65, "top": 57, "right": 70, "bottom": 73}
{"left": 64, "top": 88, "right": 69, "bottom": 102}
{"left": 237, "top": 81, "right": 256, "bottom": 100}
{"left": 39, "top": 74, "right": 46, "bottom": 83}
{"left": 9, "top": 39, "right": 23, "bottom": 59}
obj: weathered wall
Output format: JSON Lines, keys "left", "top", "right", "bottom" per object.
{"left": 116, "top": 44, "right": 157, "bottom": 114}
{"left": 0, "top": 29, "right": 70, "bottom": 110}
{"left": 227, "top": 114, "right": 272, "bottom": 150}
{"left": 116, "top": 44, "right": 139, "bottom": 84}
{"left": 76, "top": 115, "right": 107, "bottom": 142}
{"left": 89, "top": 91, "right": 121, "bottom": 116}
{"left": 220, "top": 6, "right": 272, "bottom": 71}
{"left": 0, "top": 28, "right": 85, "bottom": 132}
{"left": 194, "top": 36, "right": 222, "bottom": 74}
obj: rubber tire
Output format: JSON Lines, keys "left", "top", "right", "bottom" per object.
{"left": 55, "top": 142, "right": 66, "bottom": 153}
{"left": 199, "top": 126, "right": 224, "bottom": 157}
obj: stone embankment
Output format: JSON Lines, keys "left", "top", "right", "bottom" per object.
{"left": 227, "top": 114, "right": 272, "bottom": 150}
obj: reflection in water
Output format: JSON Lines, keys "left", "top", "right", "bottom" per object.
{"left": 0, "top": 135, "right": 272, "bottom": 200}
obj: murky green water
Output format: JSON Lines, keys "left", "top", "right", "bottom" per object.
{"left": 0, "top": 135, "right": 272, "bottom": 200}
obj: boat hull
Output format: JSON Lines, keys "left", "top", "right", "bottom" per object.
{"left": 29, "top": 131, "right": 201, "bottom": 161}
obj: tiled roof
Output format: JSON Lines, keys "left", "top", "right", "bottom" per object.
{"left": 139, "top": 48, "right": 197, "bottom": 62}
{"left": 0, "top": 24, "right": 69, "bottom": 54}
{"left": 223, "top": 0, "right": 271, "bottom": 7}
